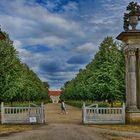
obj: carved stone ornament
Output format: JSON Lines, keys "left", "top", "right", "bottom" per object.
{"left": 125, "top": 48, "right": 136, "bottom": 55}
{"left": 123, "top": 1, "right": 140, "bottom": 31}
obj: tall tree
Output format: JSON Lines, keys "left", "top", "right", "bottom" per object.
{"left": 61, "top": 37, "right": 125, "bottom": 104}
{"left": 0, "top": 32, "right": 49, "bottom": 102}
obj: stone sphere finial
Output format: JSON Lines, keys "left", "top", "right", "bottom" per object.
{"left": 123, "top": 1, "right": 140, "bottom": 31}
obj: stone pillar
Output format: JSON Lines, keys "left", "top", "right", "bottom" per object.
{"left": 117, "top": 32, "right": 140, "bottom": 124}
{"left": 138, "top": 50, "right": 140, "bottom": 109}
{"left": 125, "top": 48, "right": 138, "bottom": 111}
{"left": 127, "top": 48, "right": 138, "bottom": 111}
{"left": 1, "top": 102, "right": 4, "bottom": 124}
{"left": 125, "top": 52, "right": 130, "bottom": 109}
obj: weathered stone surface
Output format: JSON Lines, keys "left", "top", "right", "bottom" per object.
{"left": 117, "top": 32, "right": 140, "bottom": 44}
{"left": 117, "top": 31, "right": 140, "bottom": 123}
{"left": 126, "top": 112, "right": 140, "bottom": 124}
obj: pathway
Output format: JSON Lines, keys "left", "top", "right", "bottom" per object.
{"left": 0, "top": 103, "right": 140, "bottom": 140}
{"left": 45, "top": 103, "right": 81, "bottom": 124}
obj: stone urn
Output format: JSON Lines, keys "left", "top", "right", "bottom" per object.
{"left": 129, "top": 15, "right": 138, "bottom": 30}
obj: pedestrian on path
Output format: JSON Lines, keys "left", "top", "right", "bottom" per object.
{"left": 60, "top": 100, "right": 68, "bottom": 114}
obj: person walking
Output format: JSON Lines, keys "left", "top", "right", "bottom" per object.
{"left": 60, "top": 100, "right": 68, "bottom": 114}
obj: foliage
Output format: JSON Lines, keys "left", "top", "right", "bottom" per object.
{"left": 66, "top": 100, "right": 110, "bottom": 108}
{"left": 4, "top": 101, "right": 49, "bottom": 107}
{"left": 0, "top": 32, "right": 49, "bottom": 102}
{"left": 61, "top": 37, "right": 125, "bottom": 105}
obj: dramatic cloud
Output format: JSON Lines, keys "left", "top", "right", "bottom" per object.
{"left": 67, "top": 55, "right": 90, "bottom": 65}
{"left": 23, "top": 45, "right": 52, "bottom": 53}
{"left": 74, "top": 42, "right": 96, "bottom": 54}
{"left": 0, "top": 0, "right": 137, "bottom": 89}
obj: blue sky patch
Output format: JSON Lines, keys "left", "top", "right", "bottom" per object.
{"left": 23, "top": 45, "right": 52, "bottom": 53}
{"left": 35, "top": 0, "right": 79, "bottom": 12}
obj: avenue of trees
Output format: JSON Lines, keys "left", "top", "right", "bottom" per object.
{"left": 0, "top": 32, "right": 49, "bottom": 103}
{"left": 61, "top": 37, "right": 125, "bottom": 105}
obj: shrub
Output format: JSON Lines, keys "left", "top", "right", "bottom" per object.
{"left": 66, "top": 100, "right": 110, "bottom": 108}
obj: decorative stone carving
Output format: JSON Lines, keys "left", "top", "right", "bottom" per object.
{"left": 123, "top": 1, "right": 140, "bottom": 31}
{"left": 125, "top": 47, "right": 136, "bottom": 56}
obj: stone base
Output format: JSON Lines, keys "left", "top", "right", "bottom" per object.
{"left": 126, "top": 106, "right": 139, "bottom": 112}
{"left": 126, "top": 111, "right": 140, "bottom": 124}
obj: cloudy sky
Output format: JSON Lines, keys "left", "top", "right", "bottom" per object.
{"left": 0, "top": 0, "right": 138, "bottom": 90}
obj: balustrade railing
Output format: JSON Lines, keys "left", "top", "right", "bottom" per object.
{"left": 82, "top": 103, "right": 125, "bottom": 124}
{"left": 1, "top": 102, "right": 45, "bottom": 124}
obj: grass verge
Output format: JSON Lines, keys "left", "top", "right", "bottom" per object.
{"left": 89, "top": 124, "right": 140, "bottom": 140}
{"left": 0, "top": 124, "right": 44, "bottom": 136}
{"left": 105, "top": 135, "right": 140, "bottom": 140}
{"left": 90, "top": 124, "right": 140, "bottom": 133}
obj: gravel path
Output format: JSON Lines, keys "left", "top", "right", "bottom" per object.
{"left": 0, "top": 123, "right": 105, "bottom": 140}
{"left": 0, "top": 103, "right": 140, "bottom": 140}
{"left": 45, "top": 103, "right": 82, "bottom": 124}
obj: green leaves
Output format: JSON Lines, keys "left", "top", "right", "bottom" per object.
{"left": 62, "top": 37, "right": 125, "bottom": 104}
{"left": 0, "top": 33, "right": 49, "bottom": 102}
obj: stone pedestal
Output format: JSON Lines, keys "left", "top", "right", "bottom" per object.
{"left": 126, "top": 112, "right": 140, "bottom": 124}
{"left": 117, "top": 31, "right": 140, "bottom": 124}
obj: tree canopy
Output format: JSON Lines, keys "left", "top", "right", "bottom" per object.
{"left": 61, "top": 37, "right": 125, "bottom": 104}
{"left": 0, "top": 32, "right": 49, "bottom": 102}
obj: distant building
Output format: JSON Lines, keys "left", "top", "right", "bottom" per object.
{"left": 48, "top": 91, "right": 62, "bottom": 103}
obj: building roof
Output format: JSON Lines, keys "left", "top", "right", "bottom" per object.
{"left": 48, "top": 91, "right": 62, "bottom": 96}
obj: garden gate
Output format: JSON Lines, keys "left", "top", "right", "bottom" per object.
{"left": 82, "top": 103, "right": 125, "bottom": 124}
{"left": 1, "top": 102, "right": 45, "bottom": 124}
